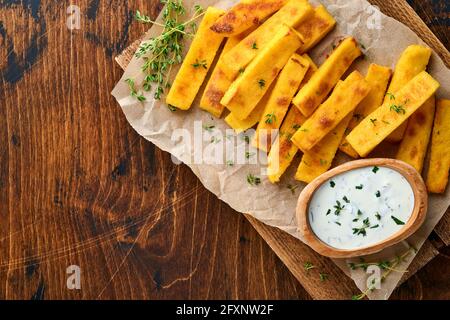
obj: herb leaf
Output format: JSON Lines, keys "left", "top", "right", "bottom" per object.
{"left": 192, "top": 59, "right": 207, "bottom": 69}
{"left": 247, "top": 174, "right": 261, "bottom": 186}
{"left": 265, "top": 112, "right": 277, "bottom": 124}
{"left": 258, "top": 79, "right": 266, "bottom": 88}
{"left": 391, "top": 216, "right": 405, "bottom": 225}
{"left": 303, "top": 262, "right": 315, "bottom": 272}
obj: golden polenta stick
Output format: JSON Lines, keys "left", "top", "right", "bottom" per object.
{"left": 426, "top": 99, "right": 450, "bottom": 193}
{"left": 385, "top": 45, "right": 432, "bottom": 142}
{"left": 267, "top": 107, "right": 308, "bottom": 183}
{"left": 396, "top": 96, "right": 436, "bottom": 173}
{"left": 221, "top": 25, "right": 302, "bottom": 120}
{"left": 292, "top": 37, "right": 362, "bottom": 117}
{"left": 266, "top": 56, "right": 318, "bottom": 183}
{"left": 224, "top": 80, "right": 276, "bottom": 133}
{"left": 166, "top": 7, "right": 225, "bottom": 110}
{"left": 339, "top": 64, "right": 392, "bottom": 158}
{"left": 220, "top": 0, "right": 313, "bottom": 79}
{"left": 296, "top": 5, "right": 336, "bottom": 53}
{"left": 295, "top": 113, "right": 353, "bottom": 183}
{"left": 210, "top": 0, "right": 288, "bottom": 36}
{"left": 291, "top": 71, "right": 371, "bottom": 152}
{"left": 200, "top": 33, "right": 247, "bottom": 118}
{"left": 347, "top": 71, "right": 440, "bottom": 157}
{"left": 253, "top": 54, "right": 311, "bottom": 152}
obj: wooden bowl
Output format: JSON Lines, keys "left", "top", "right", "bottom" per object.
{"left": 296, "top": 158, "right": 428, "bottom": 258}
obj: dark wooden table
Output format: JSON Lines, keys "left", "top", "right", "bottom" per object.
{"left": 0, "top": 0, "right": 448, "bottom": 300}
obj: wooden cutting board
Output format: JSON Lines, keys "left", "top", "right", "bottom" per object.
{"left": 116, "top": 0, "right": 450, "bottom": 299}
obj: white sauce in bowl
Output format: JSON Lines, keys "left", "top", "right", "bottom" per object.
{"left": 308, "top": 166, "right": 415, "bottom": 250}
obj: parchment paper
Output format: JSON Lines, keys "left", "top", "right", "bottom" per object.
{"left": 112, "top": 0, "right": 450, "bottom": 300}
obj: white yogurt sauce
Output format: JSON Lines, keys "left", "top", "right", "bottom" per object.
{"left": 308, "top": 166, "right": 415, "bottom": 250}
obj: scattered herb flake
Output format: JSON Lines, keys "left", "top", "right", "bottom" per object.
{"left": 247, "top": 174, "right": 261, "bottom": 186}
{"left": 287, "top": 184, "right": 299, "bottom": 195}
{"left": 375, "top": 190, "right": 381, "bottom": 198}
{"left": 343, "top": 196, "right": 350, "bottom": 203}
{"left": 319, "top": 273, "right": 329, "bottom": 282}
{"left": 333, "top": 200, "right": 344, "bottom": 216}
{"left": 167, "top": 104, "right": 178, "bottom": 112}
{"left": 391, "top": 216, "right": 405, "bottom": 225}
{"left": 372, "top": 166, "right": 379, "bottom": 173}
{"left": 303, "top": 262, "right": 315, "bottom": 272}
{"left": 375, "top": 212, "right": 381, "bottom": 220}
{"left": 203, "top": 124, "right": 215, "bottom": 132}
{"left": 257, "top": 79, "right": 266, "bottom": 88}
{"left": 355, "top": 184, "right": 363, "bottom": 190}
{"left": 390, "top": 103, "right": 406, "bottom": 114}
{"left": 353, "top": 218, "right": 371, "bottom": 237}
{"left": 330, "top": 181, "right": 336, "bottom": 188}
{"left": 192, "top": 59, "right": 207, "bottom": 69}
{"left": 251, "top": 42, "right": 258, "bottom": 49}
{"left": 245, "top": 151, "right": 255, "bottom": 159}
{"left": 386, "top": 92, "right": 395, "bottom": 100}
{"left": 265, "top": 112, "right": 277, "bottom": 124}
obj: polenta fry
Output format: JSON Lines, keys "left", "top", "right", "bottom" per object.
{"left": 253, "top": 54, "right": 311, "bottom": 152}
{"left": 267, "top": 107, "right": 308, "bottom": 183}
{"left": 295, "top": 113, "right": 353, "bottom": 183}
{"left": 292, "top": 37, "right": 362, "bottom": 117}
{"left": 221, "top": 25, "right": 302, "bottom": 120}
{"left": 339, "top": 64, "right": 392, "bottom": 158}
{"left": 220, "top": 0, "right": 314, "bottom": 79}
{"left": 347, "top": 71, "right": 440, "bottom": 157}
{"left": 200, "top": 33, "right": 248, "bottom": 118}
{"left": 291, "top": 71, "right": 371, "bottom": 152}
{"left": 210, "top": 0, "right": 288, "bottom": 36}
{"left": 396, "top": 96, "right": 435, "bottom": 173}
{"left": 296, "top": 5, "right": 336, "bottom": 53}
{"left": 385, "top": 45, "right": 432, "bottom": 142}
{"left": 224, "top": 80, "right": 276, "bottom": 133}
{"left": 166, "top": 7, "right": 225, "bottom": 110}
{"left": 426, "top": 99, "right": 450, "bottom": 193}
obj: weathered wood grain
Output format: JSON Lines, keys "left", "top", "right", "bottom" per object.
{"left": 0, "top": 0, "right": 448, "bottom": 300}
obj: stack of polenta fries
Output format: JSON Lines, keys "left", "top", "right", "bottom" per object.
{"left": 165, "top": 0, "right": 449, "bottom": 195}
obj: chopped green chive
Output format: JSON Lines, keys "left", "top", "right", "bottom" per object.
{"left": 330, "top": 181, "right": 336, "bottom": 188}
{"left": 355, "top": 184, "right": 363, "bottom": 190}
{"left": 372, "top": 166, "right": 379, "bottom": 173}
{"left": 391, "top": 216, "right": 405, "bottom": 225}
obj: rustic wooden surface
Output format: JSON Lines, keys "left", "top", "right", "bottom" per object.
{"left": 0, "top": 0, "right": 448, "bottom": 300}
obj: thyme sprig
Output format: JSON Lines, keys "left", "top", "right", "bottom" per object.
{"left": 129, "top": 1, "right": 205, "bottom": 100}
{"left": 351, "top": 246, "right": 415, "bottom": 300}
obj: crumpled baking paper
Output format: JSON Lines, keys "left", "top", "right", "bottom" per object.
{"left": 112, "top": 0, "right": 450, "bottom": 300}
